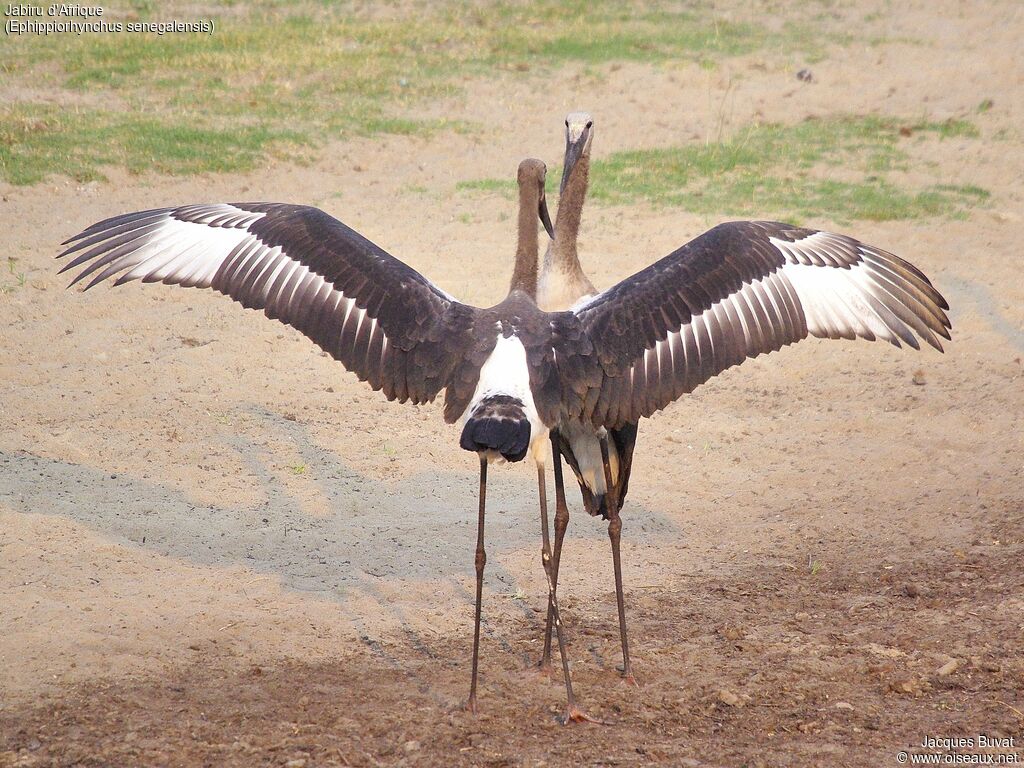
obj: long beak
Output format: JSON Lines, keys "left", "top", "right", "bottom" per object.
{"left": 559, "top": 127, "right": 590, "bottom": 196}
{"left": 538, "top": 187, "right": 554, "bottom": 239}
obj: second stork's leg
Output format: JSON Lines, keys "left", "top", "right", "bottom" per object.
{"left": 467, "top": 455, "right": 488, "bottom": 714}
{"left": 537, "top": 462, "right": 601, "bottom": 724}
{"left": 599, "top": 435, "right": 638, "bottom": 687}
{"left": 540, "top": 432, "right": 570, "bottom": 670}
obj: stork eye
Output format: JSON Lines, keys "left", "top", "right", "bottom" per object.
{"left": 565, "top": 120, "right": 569, "bottom": 127}
{"left": 586, "top": 121, "right": 593, "bottom": 129}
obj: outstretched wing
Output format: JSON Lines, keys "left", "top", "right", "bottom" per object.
{"left": 573, "top": 221, "right": 951, "bottom": 428}
{"left": 59, "top": 203, "right": 474, "bottom": 404}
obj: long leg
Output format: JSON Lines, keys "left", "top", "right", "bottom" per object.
{"left": 467, "top": 455, "right": 488, "bottom": 713}
{"left": 541, "top": 432, "right": 570, "bottom": 670}
{"left": 538, "top": 462, "right": 601, "bottom": 724}
{"left": 600, "top": 435, "right": 637, "bottom": 687}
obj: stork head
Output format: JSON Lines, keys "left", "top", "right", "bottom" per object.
{"left": 517, "top": 158, "right": 554, "bottom": 239}
{"left": 560, "top": 111, "right": 594, "bottom": 195}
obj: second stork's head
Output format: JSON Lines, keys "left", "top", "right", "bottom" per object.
{"left": 560, "top": 111, "right": 594, "bottom": 195}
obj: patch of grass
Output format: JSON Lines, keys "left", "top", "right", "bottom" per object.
{"left": 931, "top": 183, "right": 989, "bottom": 200}
{"left": 457, "top": 178, "right": 512, "bottom": 194}
{"left": 0, "top": 257, "right": 29, "bottom": 294}
{"left": 910, "top": 118, "right": 978, "bottom": 139}
{"left": 0, "top": 104, "right": 306, "bottom": 185}
{"left": 460, "top": 115, "right": 989, "bottom": 222}
{"left": 3, "top": 1, "right": 839, "bottom": 184}
{"left": 523, "top": 18, "right": 768, "bottom": 63}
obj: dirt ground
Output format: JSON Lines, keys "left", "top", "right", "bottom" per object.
{"left": 2, "top": 1, "right": 1022, "bottom": 766}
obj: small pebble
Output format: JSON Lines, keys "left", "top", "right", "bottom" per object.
{"left": 888, "top": 678, "right": 922, "bottom": 695}
{"left": 718, "top": 689, "right": 741, "bottom": 707}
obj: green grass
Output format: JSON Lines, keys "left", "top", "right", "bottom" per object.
{"left": 2, "top": 1, "right": 838, "bottom": 184}
{"left": 0, "top": 257, "right": 29, "bottom": 294}
{"left": 0, "top": 105, "right": 304, "bottom": 185}
{"left": 460, "top": 116, "right": 988, "bottom": 222}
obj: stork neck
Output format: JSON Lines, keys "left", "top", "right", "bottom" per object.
{"left": 509, "top": 183, "right": 540, "bottom": 296}
{"left": 552, "top": 154, "right": 589, "bottom": 272}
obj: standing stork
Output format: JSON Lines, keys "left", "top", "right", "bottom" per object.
{"left": 536, "top": 112, "right": 642, "bottom": 685}
{"left": 58, "top": 153, "right": 950, "bottom": 722}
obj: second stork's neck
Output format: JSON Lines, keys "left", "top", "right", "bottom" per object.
{"left": 554, "top": 154, "right": 589, "bottom": 256}
{"left": 509, "top": 182, "right": 540, "bottom": 296}
{"left": 543, "top": 155, "right": 596, "bottom": 302}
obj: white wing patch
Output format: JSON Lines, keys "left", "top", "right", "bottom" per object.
{"left": 66, "top": 205, "right": 267, "bottom": 290}
{"left": 784, "top": 261, "right": 887, "bottom": 342}
{"left": 770, "top": 233, "right": 943, "bottom": 348}
{"left": 138, "top": 218, "right": 253, "bottom": 288}
{"left": 61, "top": 203, "right": 391, "bottom": 360}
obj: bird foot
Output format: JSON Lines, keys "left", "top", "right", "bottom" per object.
{"left": 617, "top": 664, "right": 640, "bottom": 688}
{"left": 465, "top": 695, "right": 479, "bottom": 715}
{"left": 560, "top": 705, "right": 606, "bottom": 725}
{"left": 536, "top": 657, "right": 557, "bottom": 680}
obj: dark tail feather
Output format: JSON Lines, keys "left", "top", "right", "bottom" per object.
{"left": 610, "top": 422, "right": 638, "bottom": 511}
{"left": 460, "top": 395, "right": 531, "bottom": 462}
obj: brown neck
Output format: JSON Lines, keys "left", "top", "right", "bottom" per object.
{"left": 548, "top": 153, "right": 598, "bottom": 296}
{"left": 557, "top": 156, "right": 589, "bottom": 256}
{"left": 552, "top": 154, "right": 589, "bottom": 268}
{"left": 509, "top": 182, "right": 539, "bottom": 295}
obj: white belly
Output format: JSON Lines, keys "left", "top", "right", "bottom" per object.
{"left": 562, "top": 420, "right": 619, "bottom": 496}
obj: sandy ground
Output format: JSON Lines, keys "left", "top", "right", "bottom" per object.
{"left": 1, "top": 1, "right": 1022, "bottom": 765}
